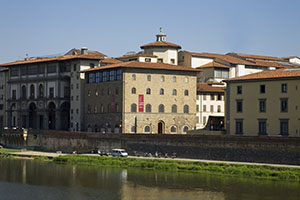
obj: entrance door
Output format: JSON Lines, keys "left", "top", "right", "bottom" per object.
{"left": 157, "top": 121, "right": 165, "bottom": 134}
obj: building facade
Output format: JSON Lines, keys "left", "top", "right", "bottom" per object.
{"left": 82, "top": 61, "right": 198, "bottom": 134}
{"left": 0, "top": 68, "right": 8, "bottom": 129}
{"left": 225, "top": 68, "right": 300, "bottom": 137}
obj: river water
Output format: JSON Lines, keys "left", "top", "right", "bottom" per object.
{"left": 0, "top": 158, "right": 299, "bottom": 200}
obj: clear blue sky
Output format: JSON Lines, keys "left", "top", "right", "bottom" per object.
{"left": 0, "top": 0, "right": 300, "bottom": 63}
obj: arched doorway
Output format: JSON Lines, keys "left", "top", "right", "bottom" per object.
{"left": 157, "top": 121, "right": 165, "bottom": 134}
{"left": 48, "top": 102, "right": 56, "bottom": 130}
{"left": 60, "top": 102, "right": 70, "bottom": 130}
{"left": 28, "top": 103, "right": 37, "bottom": 129}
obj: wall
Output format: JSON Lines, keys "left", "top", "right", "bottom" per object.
{"left": 1, "top": 130, "right": 300, "bottom": 165}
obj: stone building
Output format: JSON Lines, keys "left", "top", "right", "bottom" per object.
{"left": 225, "top": 68, "right": 300, "bottom": 136}
{"left": 0, "top": 48, "right": 105, "bottom": 131}
{"left": 82, "top": 61, "right": 199, "bottom": 134}
{"left": 0, "top": 68, "right": 8, "bottom": 129}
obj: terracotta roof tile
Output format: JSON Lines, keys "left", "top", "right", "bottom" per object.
{"left": 196, "top": 61, "right": 230, "bottom": 69}
{"left": 197, "top": 83, "right": 225, "bottom": 93}
{"left": 100, "top": 58, "right": 122, "bottom": 64}
{"left": 81, "top": 61, "right": 201, "bottom": 73}
{"left": 116, "top": 54, "right": 157, "bottom": 59}
{"left": 141, "top": 41, "right": 181, "bottom": 49}
{"left": 227, "top": 52, "right": 284, "bottom": 61}
{"left": 225, "top": 68, "right": 300, "bottom": 82}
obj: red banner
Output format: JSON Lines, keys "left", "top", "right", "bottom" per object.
{"left": 138, "top": 94, "right": 144, "bottom": 112}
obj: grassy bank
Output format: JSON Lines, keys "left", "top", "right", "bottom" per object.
{"left": 53, "top": 155, "right": 300, "bottom": 181}
{"left": 0, "top": 148, "right": 23, "bottom": 153}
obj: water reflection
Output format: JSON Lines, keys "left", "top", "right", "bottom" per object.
{"left": 0, "top": 158, "right": 299, "bottom": 200}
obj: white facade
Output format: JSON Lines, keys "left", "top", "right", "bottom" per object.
{"left": 191, "top": 57, "right": 213, "bottom": 68}
{"left": 144, "top": 48, "right": 178, "bottom": 65}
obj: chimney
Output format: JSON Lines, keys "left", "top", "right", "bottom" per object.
{"left": 81, "top": 47, "right": 88, "bottom": 55}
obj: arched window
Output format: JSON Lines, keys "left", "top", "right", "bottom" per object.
{"left": 132, "top": 87, "right": 136, "bottom": 94}
{"left": 184, "top": 105, "right": 189, "bottom": 113}
{"left": 184, "top": 90, "right": 189, "bottom": 96}
{"left": 30, "top": 84, "right": 35, "bottom": 99}
{"left": 132, "top": 74, "right": 136, "bottom": 80}
{"left": 146, "top": 88, "right": 151, "bottom": 94}
{"left": 100, "top": 104, "right": 104, "bottom": 113}
{"left": 170, "top": 125, "right": 177, "bottom": 133}
{"left": 147, "top": 75, "right": 151, "bottom": 81}
{"left": 146, "top": 104, "right": 151, "bottom": 112}
{"left": 21, "top": 85, "right": 26, "bottom": 99}
{"left": 131, "top": 103, "right": 137, "bottom": 112}
{"left": 144, "top": 126, "right": 150, "bottom": 132}
{"left": 172, "top": 104, "right": 177, "bottom": 113}
{"left": 39, "top": 84, "right": 44, "bottom": 98}
{"left": 160, "top": 88, "right": 164, "bottom": 95}
{"left": 183, "top": 126, "right": 189, "bottom": 133}
{"left": 159, "top": 104, "right": 164, "bottom": 113}
{"left": 172, "top": 89, "right": 177, "bottom": 96}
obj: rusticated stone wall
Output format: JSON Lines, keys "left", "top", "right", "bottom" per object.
{"left": 1, "top": 130, "right": 300, "bottom": 165}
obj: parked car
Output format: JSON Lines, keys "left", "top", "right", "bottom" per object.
{"left": 111, "top": 149, "right": 128, "bottom": 157}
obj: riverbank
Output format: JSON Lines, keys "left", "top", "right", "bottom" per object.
{"left": 1, "top": 149, "right": 300, "bottom": 181}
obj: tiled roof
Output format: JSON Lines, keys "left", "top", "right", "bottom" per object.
{"left": 196, "top": 61, "right": 230, "bottom": 69}
{"left": 0, "top": 54, "right": 104, "bottom": 67}
{"left": 100, "top": 58, "right": 122, "bottom": 64}
{"left": 116, "top": 54, "right": 157, "bottom": 59}
{"left": 281, "top": 56, "right": 300, "bottom": 60}
{"left": 66, "top": 48, "right": 106, "bottom": 57}
{"left": 182, "top": 51, "right": 253, "bottom": 65}
{"left": 227, "top": 52, "right": 284, "bottom": 61}
{"left": 81, "top": 61, "right": 201, "bottom": 73}
{"left": 140, "top": 41, "right": 181, "bottom": 49}
{"left": 197, "top": 83, "right": 225, "bottom": 93}
{"left": 225, "top": 68, "right": 300, "bottom": 82}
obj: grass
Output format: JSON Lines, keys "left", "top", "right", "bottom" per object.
{"left": 53, "top": 155, "right": 300, "bottom": 181}
{"left": 0, "top": 148, "right": 24, "bottom": 153}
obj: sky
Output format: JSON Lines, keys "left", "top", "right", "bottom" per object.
{"left": 0, "top": 0, "right": 300, "bottom": 64}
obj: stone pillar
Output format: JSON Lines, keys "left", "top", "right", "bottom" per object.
{"left": 55, "top": 109, "right": 61, "bottom": 130}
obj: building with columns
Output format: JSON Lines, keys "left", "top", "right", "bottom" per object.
{"left": 0, "top": 48, "right": 105, "bottom": 131}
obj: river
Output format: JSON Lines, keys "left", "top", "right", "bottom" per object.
{"left": 0, "top": 158, "right": 299, "bottom": 200}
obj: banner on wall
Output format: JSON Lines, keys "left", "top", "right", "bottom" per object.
{"left": 138, "top": 94, "right": 144, "bottom": 112}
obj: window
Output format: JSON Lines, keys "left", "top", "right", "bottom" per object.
{"left": 158, "top": 58, "right": 163, "bottom": 63}
{"left": 217, "top": 105, "right": 221, "bottom": 113}
{"left": 196, "top": 105, "right": 199, "bottom": 112}
{"left": 160, "top": 88, "right": 164, "bottom": 95}
{"left": 87, "top": 90, "right": 91, "bottom": 97}
{"left": 146, "top": 88, "right": 151, "bottom": 94}
{"left": 145, "top": 104, "right": 151, "bottom": 112}
{"left": 95, "top": 72, "right": 100, "bottom": 82}
{"left": 28, "top": 65, "right": 38, "bottom": 75}
{"left": 88, "top": 73, "right": 95, "bottom": 83}
{"left": 49, "top": 87, "right": 54, "bottom": 98}
{"left": 145, "top": 58, "right": 151, "bottom": 62}
{"left": 90, "top": 63, "right": 95, "bottom": 68}
{"left": 214, "top": 68, "right": 229, "bottom": 78}
{"left": 237, "top": 86, "right": 242, "bottom": 94}
{"left": 95, "top": 90, "right": 99, "bottom": 96}
{"left": 147, "top": 75, "right": 151, "bottom": 81}
{"left": 258, "top": 119, "right": 267, "bottom": 135}
{"left": 170, "top": 125, "right": 177, "bottom": 133}
{"left": 100, "top": 104, "right": 104, "bottom": 113}
{"left": 235, "top": 119, "right": 243, "bottom": 134}
{"left": 184, "top": 105, "right": 189, "bottom": 113}
{"left": 103, "top": 72, "right": 107, "bottom": 82}
{"left": 170, "top": 59, "right": 175, "bottom": 64}
{"left": 203, "top": 95, "right": 206, "bottom": 100}
{"left": 281, "top": 83, "right": 287, "bottom": 93}
{"left": 172, "top": 105, "right": 177, "bottom": 113}
{"left": 131, "top": 126, "right": 136, "bottom": 133}
{"left": 236, "top": 100, "right": 243, "bottom": 113}
{"left": 11, "top": 69, "right": 19, "bottom": 77}
{"left": 132, "top": 74, "right": 136, "bottom": 80}
{"left": 94, "top": 105, "right": 98, "bottom": 113}
{"left": 47, "top": 64, "right": 56, "bottom": 73}
{"left": 132, "top": 87, "right": 136, "bottom": 94}
{"left": 259, "top": 99, "right": 266, "bottom": 112}
{"left": 172, "top": 89, "right": 177, "bottom": 96}
{"left": 116, "top": 69, "right": 122, "bottom": 80}
{"left": 73, "top": 64, "right": 77, "bottom": 71}
{"left": 131, "top": 104, "right": 137, "bottom": 112}
{"left": 109, "top": 70, "right": 116, "bottom": 81}
{"left": 280, "top": 119, "right": 289, "bottom": 136}
{"left": 173, "top": 76, "right": 176, "bottom": 82}
{"left": 144, "top": 126, "right": 151, "bottom": 132}
{"left": 39, "top": 84, "right": 44, "bottom": 98}
{"left": 217, "top": 94, "right": 222, "bottom": 101}
{"left": 203, "top": 105, "right": 206, "bottom": 112}
{"left": 115, "top": 103, "right": 119, "bottom": 112}
{"left": 260, "top": 85, "right": 266, "bottom": 94}
{"left": 210, "top": 94, "right": 215, "bottom": 100}
{"left": 161, "top": 76, "right": 165, "bottom": 82}
{"left": 159, "top": 104, "right": 164, "bottom": 113}
{"left": 21, "top": 67, "right": 27, "bottom": 76}
{"left": 281, "top": 98, "right": 288, "bottom": 112}
{"left": 21, "top": 85, "right": 26, "bottom": 99}
{"left": 184, "top": 77, "right": 189, "bottom": 83}
{"left": 210, "top": 105, "right": 214, "bottom": 112}
{"left": 203, "top": 116, "right": 207, "bottom": 125}
{"left": 184, "top": 90, "right": 189, "bottom": 96}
